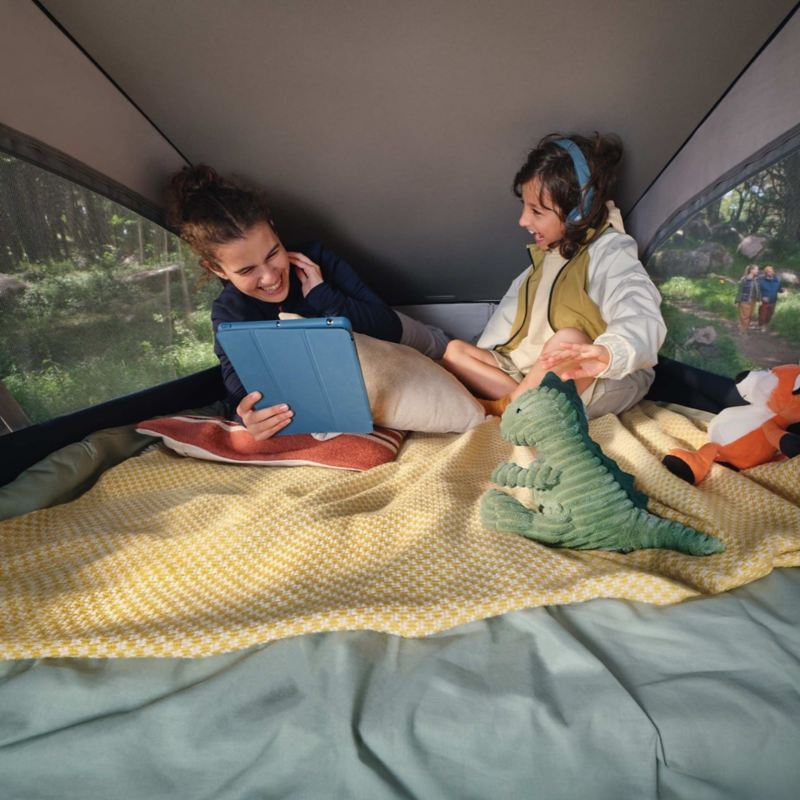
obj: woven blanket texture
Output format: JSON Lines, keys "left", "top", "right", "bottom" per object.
{"left": 1, "top": 401, "right": 798, "bottom": 658}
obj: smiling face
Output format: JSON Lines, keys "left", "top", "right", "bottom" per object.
{"left": 518, "top": 178, "right": 567, "bottom": 250}
{"left": 206, "top": 222, "right": 291, "bottom": 303}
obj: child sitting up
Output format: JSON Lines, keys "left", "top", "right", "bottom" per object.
{"left": 440, "top": 133, "right": 666, "bottom": 418}
{"left": 167, "top": 165, "right": 448, "bottom": 439}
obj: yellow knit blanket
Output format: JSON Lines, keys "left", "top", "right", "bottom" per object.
{"left": 2, "top": 401, "right": 798, "bottom": 658}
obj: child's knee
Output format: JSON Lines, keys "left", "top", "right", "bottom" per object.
{"left": 442, "top": 338, "right": 466, "bottom": 363}
{"left": 548, "top": 327, "right": 591, "bottom": 347}
{"left": 538, "top": 328, "right": 591, "bottom": 359}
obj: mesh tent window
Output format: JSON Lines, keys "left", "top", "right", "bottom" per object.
{"left": 0, "top": 131, "right": 224, "bottom": 487}
{"left": 0, "top": 148, "right": 219, "bottom": 431}
{"left": 646, "top": 138, "right": 800, "bottom": 379}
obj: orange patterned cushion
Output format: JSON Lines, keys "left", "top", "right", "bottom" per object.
{"left": 136, "top": 415, "right": 405, "bottom": 471}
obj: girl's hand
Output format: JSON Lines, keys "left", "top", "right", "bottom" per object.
{"left": 538, "top": 342, "right": 611, "bottom": 380}
{"left": 236, "top": 392, "right": 293, "bottom": 440}
{"left": 287, "top": 251, "right": 324, "bottom": 296}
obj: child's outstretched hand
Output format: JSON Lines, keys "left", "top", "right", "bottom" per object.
{"left": 538, "top": 342, "right": 611, "bottom": 380}
{"left": 288, "top": 251, "right": 324, "bottom": 296}
{"left": 236, "top": 392, "right": 294, "bottom": 440}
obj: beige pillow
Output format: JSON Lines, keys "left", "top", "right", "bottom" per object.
{"left": 353, "top": 333, "right": 486, "bottom": 433}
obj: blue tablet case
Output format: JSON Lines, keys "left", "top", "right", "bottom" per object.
{"left": 216, "top": 317, "right": 373, "bottom": 435}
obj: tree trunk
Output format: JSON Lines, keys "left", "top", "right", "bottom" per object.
{"left": 781, "top": 152, "right": 800, "bottom": 243}
{"left": 704, "top": 196, "right": 722, "bottom": 226}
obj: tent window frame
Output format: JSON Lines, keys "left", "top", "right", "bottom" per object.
{"left": 642, "top": 122, "right": 800, "bottom": 264}
{"left": 0, "top": 122, "right": 223, "bottom": 433}
{"left": 0, "top": 122, "right": 167, "bottom": 229}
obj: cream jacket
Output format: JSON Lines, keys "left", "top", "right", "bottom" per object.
{"left": 477, "top": 214, "right": 666, "bottom": 383}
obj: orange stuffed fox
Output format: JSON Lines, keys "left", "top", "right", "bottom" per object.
{"left": 662, "top": 365, "right": 800, "bottom": 485}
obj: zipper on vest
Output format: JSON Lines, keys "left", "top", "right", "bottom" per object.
{"left": 546, "top": 228, "right": 611, "bottom": 331}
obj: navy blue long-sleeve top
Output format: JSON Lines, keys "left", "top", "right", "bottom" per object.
{"left": 758, "top": 274, "right": 782, "bottom": 304}
{"left": 211, "top": 242, "right": 401, "bottom": 414}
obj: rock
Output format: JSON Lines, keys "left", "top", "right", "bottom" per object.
{"left": 696, "top": 241, "right": 733, "bottom": 268}
{"left": 778, "top": 269, "right": 799, "bottom": 286}
{"left": 684, "top": 218, "right": 711, "bottom": 240}
{"left": 684, "top": 326, "right": 717, "bottom": 347}
{"left": 648, "top": 248, "right": 710, "bottom": 278}
{"left": 737, "top": 235, "right": 767, "bottom": 258}
{"left": 0, "top": 273, "right": 27, "bottom": 299}
{"left": 648, "top": 242, "right": 732, "bottom": 278}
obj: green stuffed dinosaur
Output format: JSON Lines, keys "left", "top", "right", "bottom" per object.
{"left": 480, "top": 373, "right": 724, "bottom": 555}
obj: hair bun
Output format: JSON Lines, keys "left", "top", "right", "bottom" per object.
{"left": 166, "top": 164, "right": 226, "bottom": 227}
{"left": 170, "top": 164, "right": 221, "bottom": 203}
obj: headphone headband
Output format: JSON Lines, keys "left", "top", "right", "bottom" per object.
{"left": 555, "top": 138, "right": 594, "bottom": 222}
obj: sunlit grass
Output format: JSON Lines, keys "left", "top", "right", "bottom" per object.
{"left": 659, "top": 302, "right": 755, "bottom": 378}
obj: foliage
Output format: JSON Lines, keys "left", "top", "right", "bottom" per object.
{"left": 0, "top": 154, "right": 182, "bottom": 271}
{"left": 1, "top": 253, "right": 218, "bottom": 423}
{"left": 0, "top": 152, "right": 229, "bottom": 425}
{"left": 658, "top": 276, "right": 738, "bottom": 320}
{"left": 658, "top": 272, "right": 798, "bottom": 376}
{"left": 6, "top": 331, "right": 219, "bottom": 423}
{"left": 653, "top": 148, "right": 800, "bottom": 275}
{"left": 659, "top": 302, "right": 755, "bottom": 378}
{"left": 770, "top": 291, "right": 800, "bottom": 342}
{"left": 658, "top": 274, "right": 798, "bottom": 353}
{"left": 720, "top": 150, "right": 800, "bottom": 245}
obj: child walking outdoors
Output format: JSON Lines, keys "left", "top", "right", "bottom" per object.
{"left": 167, "top": 165, "right": 448, "bottom": 439}
{"left": 440, "top": 133, "right": 666, "bottom": 418}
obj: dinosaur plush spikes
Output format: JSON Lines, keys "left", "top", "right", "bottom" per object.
{"left": 481, "top": 372, "right": 724, "bottom": 555}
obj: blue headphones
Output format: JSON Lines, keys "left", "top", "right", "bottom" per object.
{"left": 555, "top": 138, "right": 594, "bottom": 222}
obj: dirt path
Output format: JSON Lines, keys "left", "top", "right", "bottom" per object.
{"left": 673, "top": 299, "right": 797, "bottom": 368}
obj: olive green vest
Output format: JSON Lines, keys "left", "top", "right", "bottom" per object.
{"left": 496, "top": 227, "right": 609, "bottom": 355}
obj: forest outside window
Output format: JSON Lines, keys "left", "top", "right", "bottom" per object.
{"left": 0, "top": 153, "right": 218, "bottom": 431}
{"left": 648, "top": 148, "right": 800, "bottom": 377}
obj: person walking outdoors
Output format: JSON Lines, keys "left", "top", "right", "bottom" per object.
{"left": 757, "top": 264, "right": 782, "bottom": 331}
{"left": 735, "top": 264, "right": 760, "bottom": 333}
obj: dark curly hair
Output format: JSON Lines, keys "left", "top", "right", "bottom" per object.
{"left": 166, "top": 164, "right": 274, "bottom": 267}
{"left": 513, "top": 132, "right": 623, "bottom": 259}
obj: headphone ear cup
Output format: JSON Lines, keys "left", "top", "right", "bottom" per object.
{"left": 566, "top": 188, "right": 593, "bottom": 223}
{"left": 556, "top": 138, "right": 594, "bottom": 221}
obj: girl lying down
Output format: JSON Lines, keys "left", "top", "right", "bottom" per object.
{"left": 167, "top": 165, "right": 449, "bottom": 439}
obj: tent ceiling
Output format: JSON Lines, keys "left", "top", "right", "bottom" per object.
{"left": 35, "top": 0, "right": 798, "bottom": 302}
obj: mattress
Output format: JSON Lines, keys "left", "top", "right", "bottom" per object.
{"left": 1, "top": 568, "right": 798, "bottom": 799}
{"left": 1, "top": 398, "right": 798, "bottom": 798}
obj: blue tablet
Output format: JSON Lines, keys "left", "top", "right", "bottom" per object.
{"left": 216, "top": 317, "right": 373, "bottom": 435}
